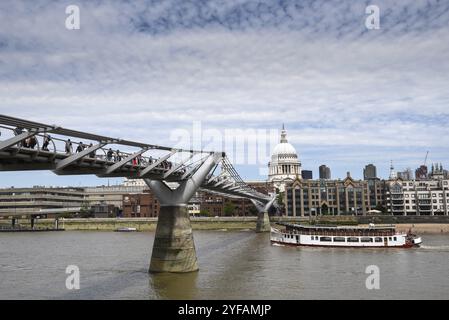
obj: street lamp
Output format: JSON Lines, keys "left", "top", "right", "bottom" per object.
{"left": 12, "top": 192, "right": 16, "bottom": 229}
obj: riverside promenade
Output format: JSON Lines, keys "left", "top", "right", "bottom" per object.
{"left": 3, "top": 216, "right": 449, "bottom": 234}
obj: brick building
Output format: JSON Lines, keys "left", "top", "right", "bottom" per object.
{"left": 122, "top": 190, "right": 160, "bottom": 217}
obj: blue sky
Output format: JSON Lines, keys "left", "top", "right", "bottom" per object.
{"left": 1, "top": 0, "right": 449, "bottom": 187}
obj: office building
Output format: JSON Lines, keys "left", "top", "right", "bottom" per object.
{"left": 319, "top": 165, "right": 331, "bottom": 180}
{"left": 386, "top": 179, "right": 449, "bottom": 216}
{"left": 301, "top": 170, "right": 313, "bottom": 180}
{"left": 363, "top": 164, "right": 377, "bottom": 180}
{"left": 284, "top": 172, "right": 385, "bottom": 216}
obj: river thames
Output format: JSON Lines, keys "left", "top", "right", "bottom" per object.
{"left": 1, "top": 231, "right": 448, "bottom": 299}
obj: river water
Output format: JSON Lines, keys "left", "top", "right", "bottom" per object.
{"left": 0, "top": 230, "right": 448, "bottom": 299}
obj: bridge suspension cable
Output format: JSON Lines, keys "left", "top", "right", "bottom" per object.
{"left": 201, "top": 156, "right": 272, "bottom": 202}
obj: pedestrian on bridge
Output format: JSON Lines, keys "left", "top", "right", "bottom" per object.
{"left": 115, "top": 150, "right": 122, "bottom": 162}
{"left": 14, "top": 127, "right": 23, "bottom": 136}
{"left": 65, "top": 139, "right": 73, "bottom": 154}
{"left": 42, "top": 134, "right": 51, "bottom": 151}
{"left": 107, "top": 148, "right": 114, "bottom": 161}
{"left": 13, "top": 127, "right": 26, "bottom": 147}
{"left": 88, "top": 143, "right": 95, "bottom": 158}
{"left": 76, "top": 142, "right": 85, "bottom": 153}
{"left": 27, "top": 136, "right": 37, "bottom": 149}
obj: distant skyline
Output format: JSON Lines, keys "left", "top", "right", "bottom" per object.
{"left": 1, "top": 0, "right": 449, "bottom": 187}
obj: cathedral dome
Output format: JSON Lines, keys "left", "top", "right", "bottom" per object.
{"left": 271, "top": 142, "right": 298, "bottom": 159}
{"left": 270, "top": 125, "right": 298, "bottom": 161}
{"left": 268, "top": 125, "right": 302, "bottom": 191}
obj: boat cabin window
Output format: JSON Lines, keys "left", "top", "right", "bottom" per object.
{"left": 333, "top": 237, "right": 345, "bottom": 242}
{"left": 393, "top": 237, "right": 397, "bottom": 241}
{"left": 320, "top": 236, "right": 332, "bottom": 242}
{"left": 375, "top": 237, "right": 383, "bottom": 242}
{"left": 361, "top": 237, "right": 373, "bottom": 242}
{"left": 384, "top": 237, "right": 388, "bottom": 242}
{"left": 347, "top": 237, "right": 359, "bottom": 242}
{"left": 389, "top": 237, "right": 392, "bottom": 241}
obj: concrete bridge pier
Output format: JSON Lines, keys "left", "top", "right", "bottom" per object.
{"left": 256, "top": 211, "right": 271, "bottom": 233}
{"left": 148, "top": 200, "right": 198, "bottom": 273}
{"left": 145, "top": 153, "right": 222, "bottom": 273}
{"left": 251, "top": 197, "right": 276, "bottom": 233}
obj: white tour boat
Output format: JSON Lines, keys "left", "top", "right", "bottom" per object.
{"left": 271, "top": 223, "right": 422, "bottom": 248}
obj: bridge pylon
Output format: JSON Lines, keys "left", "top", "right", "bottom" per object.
{"left": 145, "top": 152, "right": 222, "bottom": 273}
{"left": 251, "top": 197, "right": 276, "bottom": 233}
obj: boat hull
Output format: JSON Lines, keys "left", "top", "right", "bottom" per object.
{"left": 270, "top": 240, "right": 414, "bottom": 248}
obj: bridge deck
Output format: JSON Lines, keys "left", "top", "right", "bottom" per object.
{"left": 0, "top": 114, "right": 271, "bottom": 202}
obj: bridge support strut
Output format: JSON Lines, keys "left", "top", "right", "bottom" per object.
{"left": 145, "top": 153, "right": 222, "bottom": 273}
{"left": 252, "top": 197, "right": 276, "bottom": 233}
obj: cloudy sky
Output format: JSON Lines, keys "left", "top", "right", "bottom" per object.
{"left": 1, "top": 0, "right": 449, "bottom": 187}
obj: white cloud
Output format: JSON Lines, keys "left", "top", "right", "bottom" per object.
{"left": 0, "top": 0, "right": 449, "bottom": 183}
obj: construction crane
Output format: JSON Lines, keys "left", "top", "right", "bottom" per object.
{"left": 423, "top": 151, "right": 429, "bottom": 166}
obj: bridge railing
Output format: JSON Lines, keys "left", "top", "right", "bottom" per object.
{"left": 0, "top": 124, "right": 204, "bottom": 177}
{"left": 1, "top": 116, "right": 272, "bottom": 203}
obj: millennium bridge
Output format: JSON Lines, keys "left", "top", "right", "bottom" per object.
{"left": 0, "top": 114, "right": 275, "bottom": 272}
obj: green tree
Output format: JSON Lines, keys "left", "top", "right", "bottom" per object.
{"left": 223, "top": 202, "right": 236, "bottom": 216}
{"left": 248, "top": 205, "right": 258, "bottom": 216}
{"left": 79, "top": 201, "right": 93, "bottom": 218}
